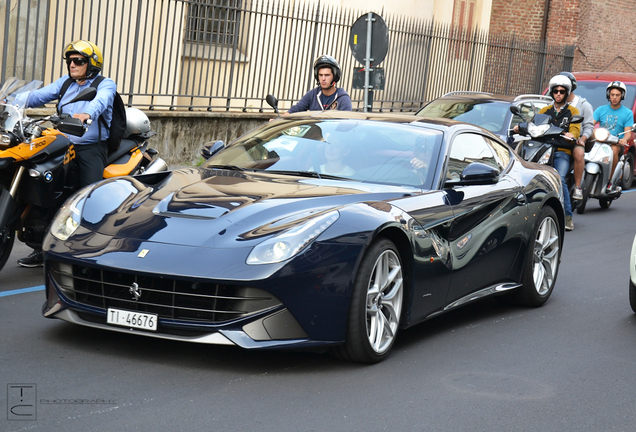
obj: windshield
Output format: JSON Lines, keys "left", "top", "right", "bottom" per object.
{"left": 576, "top": 80, "right": 636, "bottom": 112}
{"left": 203, "top": 119, "right": 444, "bottom": 189}
{"left": 416, "top": 99, "right": 509, "bottom": 133}
{"left": 0, "top": 77, "right": 42, "bottom": 132}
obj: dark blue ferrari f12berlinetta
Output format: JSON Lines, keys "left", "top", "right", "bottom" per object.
{"left": 42, "top": 110, "right": 564, "bottom": 363}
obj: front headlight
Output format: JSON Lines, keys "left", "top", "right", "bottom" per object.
{"left": 537, "top": 146, "right": 553, "bottom": 165}
{"left": 49, "top": 187, "right": 92, "bottom": 241}
{"left": 594, "top": 127, "right": 611, "bottom": 142}
{"left": 528, "top": 123, "right": 550, "bottom": 138}
{"left": 246, "top": 210, "right": 339, "bottom": 265}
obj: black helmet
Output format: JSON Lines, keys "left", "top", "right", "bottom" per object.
{"left": 313, "top": 54, "right": 341, "bottom": 84}
{"left": 559, "top": 71, "right": 577, "bottom": 92}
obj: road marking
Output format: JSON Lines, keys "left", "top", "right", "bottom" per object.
{"left": 0, "top": 285, "right": 45, "bottom": 298}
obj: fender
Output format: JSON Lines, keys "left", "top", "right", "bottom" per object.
{"left": 585, "top": 162, "right": 601, "bottom": 175}
{"left": 0, "top": 187, "right": 16, "bottom": 232}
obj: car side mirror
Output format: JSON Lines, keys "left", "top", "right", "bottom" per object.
{"left": 200, "top": 140, "right": 225, "bottom": 159}
{"left": 445, "top": 162, "right": 499, "bottom": 187}
{"left": 266, "top": 94, "right": 279, "bottom": 116}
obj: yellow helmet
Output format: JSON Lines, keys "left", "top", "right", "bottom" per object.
{"left": 63, "top": 40, "right": 103, "bottom": 79}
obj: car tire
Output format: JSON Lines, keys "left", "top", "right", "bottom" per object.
{"left": 622, "top": 152, "right": 634, "bottom": 190}
{"left": 0, "top": 225, "right": 15, "bottom": 273}
{"left": 332, "top": 238, "right": 404, "bottom": 363}
{"left": 514, "top": 206, "right": 561, "bottom": 307}
{"left": 577, "top": 174, "right": 593, "bottom": 215}
{"left": 599, "top": 198, "right": 612, "bottom": 209}
{"left": 630, "top": 280, "right": 636, "bottom": 314}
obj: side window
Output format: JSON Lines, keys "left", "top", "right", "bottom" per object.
{"left": 484, "top": 137, "right": 511, "bottom": 170}
{"left": 446, "top": 133, "right": 500, "bottom": 181}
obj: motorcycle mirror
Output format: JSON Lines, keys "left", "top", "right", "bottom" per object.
{"left": 58, "top": 87, "right": 97, "bottom": 111}
{"left": 509, "top": 105, "right": 520, "bottom": 115}
{"left": 570, "top": 115, "right": 584, "bottom": 124}
{"left": 266, "top": 95, "right": 279, "bottom": 115}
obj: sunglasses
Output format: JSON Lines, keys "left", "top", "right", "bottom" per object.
{"left": 65, "top": 57, "right": 88, "bottom": 66}
{"left": 552, "top": 89, "right": 567, "bottom": 95}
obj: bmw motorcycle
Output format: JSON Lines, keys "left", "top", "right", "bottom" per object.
{"left": 576, "top": 125, "right": 636, "bottom": 213}
{"left": 511, "top": 108, "right": 583, "bottom": 210}
{"left": 0, "top": 77, "right": 167, "bottom": 273}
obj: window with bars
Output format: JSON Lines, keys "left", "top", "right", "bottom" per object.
{"left": 186, "top": 0, "right": 242, "bottom": 45}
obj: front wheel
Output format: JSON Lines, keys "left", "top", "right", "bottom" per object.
{"left": 599, "top": 198, "right": 612, "bottom": 209}
{"left": 630, "top": 280, "right": 636, "bottom": 313}
{"left": 577, "top": 174, "right": 594, "bottom": 214}
{"left": 332, "top": 239, "right": 404, "bottom": 363}
{"left": 622, "top": 152, "right": 634, "bottom": 190}
{"left": 514, "top": 206, "right": 561, "bottom": 307}
{"left": 0, "top": 224, "right": 16, "bottom": 273}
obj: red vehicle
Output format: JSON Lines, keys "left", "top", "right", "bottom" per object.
{"left": 570, "top": 72, "right": 636, "bottom": 189}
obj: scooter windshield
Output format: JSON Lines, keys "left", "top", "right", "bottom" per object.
{"left": 0, "top": 77, "right": 43, "bottom": 133}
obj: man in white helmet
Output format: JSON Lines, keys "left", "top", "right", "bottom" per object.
{"left": 516, "top": 75, "right": 580, "bottom": 231}
{"left": 593, "top": 81, "right": 634, "bottom": 191}
{"left": 559, "top": 71, "right": 593, "bottom": 201}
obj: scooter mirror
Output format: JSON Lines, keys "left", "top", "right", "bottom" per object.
{"left": 509, "top": 105, "right": 520, "bottom": 115}
{"left": 570, "top": 115, "right": 584, "bottom": 124}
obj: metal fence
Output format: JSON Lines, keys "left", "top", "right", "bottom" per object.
{"left": 1, "top": 0, "right": 574, "bottom": 112}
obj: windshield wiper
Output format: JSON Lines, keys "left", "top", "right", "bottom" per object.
{"left": 206, "top": 164, "right": 250, "bottom": 171}
{"left": 266, "top": 170, "right": 354, "bottom": 181}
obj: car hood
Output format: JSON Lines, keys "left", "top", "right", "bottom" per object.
{"left": 79, "top": 167, "right": 418, "bottom": 248}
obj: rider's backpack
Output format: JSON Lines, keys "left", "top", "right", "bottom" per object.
{"left": 58, "top": 76, "right": 126, "bottom": 154}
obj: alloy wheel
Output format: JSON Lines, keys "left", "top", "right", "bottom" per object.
{"left": 365, "top": 249, "right": 403, "bottom": 354}
{"left": 532, "top": 216, "right": 559, "bottom": 296}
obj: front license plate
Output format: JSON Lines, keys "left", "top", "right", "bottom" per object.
{"left": 107, "top": 308, "right": 157, "bottom": 331}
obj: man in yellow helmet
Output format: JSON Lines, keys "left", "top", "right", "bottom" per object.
{"left": 18, "top": 40, "right": 116, "bottom": 267}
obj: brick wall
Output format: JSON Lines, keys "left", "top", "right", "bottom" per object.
{"left": 488, "top": 0, "right": 636, "bottom": 74}
{"left": 574, "top": 0, "right": 636, "bottom": 72}
{"left": 489, "top": 0, "right": 547, "bottom": 40}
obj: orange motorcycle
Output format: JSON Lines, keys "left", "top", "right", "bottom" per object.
{"left": 0, "top": 77, "right": 167, "bottom": 272}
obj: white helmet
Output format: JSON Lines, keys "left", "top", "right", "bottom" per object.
{"left": 548, "top": 75, "right": 572, "bottom": 99}
{"left": 606, "top": 81, "right": 626, "bottom": 101}
{"left": 125, "top": 107, "right": 151, "bottom": 136}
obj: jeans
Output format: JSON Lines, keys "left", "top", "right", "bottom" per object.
{"left": 553, "top": 151, "right": 572, "bottom": 217}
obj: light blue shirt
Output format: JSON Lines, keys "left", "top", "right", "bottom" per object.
{"left": 25, "top": 75, "right": 116, "bottom": 145}
{"left": 593, "top": 104, "right": 634, "bottom": 138}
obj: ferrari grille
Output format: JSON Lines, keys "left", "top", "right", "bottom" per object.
{"left": 48, "top": 261, "right": 281, "bottom": 324}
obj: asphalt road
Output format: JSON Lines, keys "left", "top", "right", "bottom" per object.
{"left": 2, "top": 191, "right": 636, "bottom": 432}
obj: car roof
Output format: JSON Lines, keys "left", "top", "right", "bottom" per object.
{"left": 421, "top": 91, "right": 552, "bottom": 104}
{"left": 284, "top": 109, "right": 460, "bottom": 127}
{"left": 278, "top": 109, "right": 500, "bottom": 138}
{"left": 573, "top": 71, "right": 636, "bottom": 84}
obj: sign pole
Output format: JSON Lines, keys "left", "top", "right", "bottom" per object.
{"left": 363, "top": 12, "right": 374, "bottom": 113}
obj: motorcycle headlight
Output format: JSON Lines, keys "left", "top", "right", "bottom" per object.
{"left": 246, "top": 210, "right": 339, "bottom": 265}
{"left": 49, "top": 187, "right": 92, "bottom": 241}
{"left": 0, "top": 132, "right": 14, "bottom": 149}
{"left": 537, "top": 147, "right": 553, "bottom": 165}
{"left": 594, "top": 128, "right": 610, "bottom": 142}
{"left": 527, "top": 123, "right": 550, "bottom": 138}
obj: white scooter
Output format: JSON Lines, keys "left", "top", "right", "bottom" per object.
{"left": 577, "top": 125, "right": 636, "bottom": 213}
